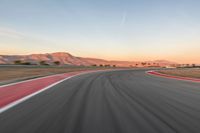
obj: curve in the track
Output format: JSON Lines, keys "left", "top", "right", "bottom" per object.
{"left": 0, "top": 69, "right": 200, "bottom": 133}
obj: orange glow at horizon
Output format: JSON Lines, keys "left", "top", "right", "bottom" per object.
{"left": 1, "top": 49, "right": 199, "bottom": 64}
{"left": 1, "top": 0, "right": 200, "bottom": 64}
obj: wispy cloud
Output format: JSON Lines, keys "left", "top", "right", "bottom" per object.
{"left": 0, "top": 27, "right": 55, "bottom": 44}
{"left": 120, "top": 11, "right": 127, "bottom": 27}
{"left": 0, "top": 27, "right": 25, "bottom": 39}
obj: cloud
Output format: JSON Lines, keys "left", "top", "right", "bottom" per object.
{"left": 120, "top": 11, "right": 127, "bottom": 27}
{"left": 0, "top": 27, "right": 25, "bottom": 39}
{"left": 0, "top": 27, "right": 57, "bottom": 47}
{"left": 0, "top": 27, "right": 54, "bottom": 43}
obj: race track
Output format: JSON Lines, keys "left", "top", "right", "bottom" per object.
{"left": 0, "top": 69, "right": 200, "bottom": 133}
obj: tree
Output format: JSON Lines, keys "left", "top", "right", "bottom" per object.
{"left": 186, "top": 64, "right": 190, "bottom": 67}
{"left": 113, "top": 65, "right": 116, "bottom": 67}
{"left": 141, "top": 62, "right": 146, "bottom": 66}
{"left": 54, "top": 61, "right": 61, "bottom": 65}
{"left": 99, "top": 64, "right": 103, "bottom": 67}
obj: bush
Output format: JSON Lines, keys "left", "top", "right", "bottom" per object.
{"left": 54, "top": 61, "right": 61, "bottom": 65}
{"left": 14, "top": 60, "right": 31, "bottom": 65}
{"left": 92, "top": 64, "right": 97, "bottom": 67}
{"left": 39, "top": 61, "right": 49, "bottom": 65}
{"left": 104, "top": 64, "right": 111, "bottom": 67}
{"left": 14, "top": 60, "right": 22, "bottom": 65}
{"left": 21, "top": 62, "right": 31, "bottom": 65}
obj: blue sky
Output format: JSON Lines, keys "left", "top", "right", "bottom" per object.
{"left": 0, "top": 0, "right": 200, "bottom": 63}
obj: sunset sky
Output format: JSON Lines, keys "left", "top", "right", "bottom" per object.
{"left": 0, "top": 0, "right": 200, "bottom": 63}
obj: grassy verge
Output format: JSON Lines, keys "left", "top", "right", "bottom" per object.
{"left": 158, "top": 69, "right": 200, "bottom": 79}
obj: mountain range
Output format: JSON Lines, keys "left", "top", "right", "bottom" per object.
{"left": 0, "top": 52, "right": 177, "bottom": 67}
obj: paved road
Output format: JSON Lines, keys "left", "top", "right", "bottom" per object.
{"left": 0, "top": 70, "right": 93, "bottom": 108}
{"left": 0, "top": 69, "right": 200, "bottom": 133}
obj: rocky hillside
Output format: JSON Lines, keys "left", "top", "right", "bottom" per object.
{"left": 0, "top": 52, "right": 177, "bottom": 67}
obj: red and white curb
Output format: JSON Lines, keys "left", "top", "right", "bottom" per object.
{"left": 0, "top": 70, "right": 103, "bottom": 113}
{"left": 146, "top": 70, "right": 200, "bottom": 83}
{"left": 0, "top": 77, "right": 72, "bottom": 113}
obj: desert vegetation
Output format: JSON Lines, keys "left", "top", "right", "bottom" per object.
{"left": 53, "top": 61, "right": 61, "bottom": 65}
{"left": 14, "top": 60, "right": 32, "bottom": 65}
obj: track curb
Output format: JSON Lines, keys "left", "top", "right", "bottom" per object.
{"left": 146, "top": 70, "right": 200, "bottom": 83}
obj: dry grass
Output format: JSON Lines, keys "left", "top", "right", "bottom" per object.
{"left": 0, "top": 66, "right": 109, "bottom": 83}
{"left": 158, "top": 69, "right": 200, "bottom": 79}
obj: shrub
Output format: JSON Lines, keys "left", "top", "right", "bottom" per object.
{"left": 14, "top": 60, "right": 22, "bottom": 65}
{"left": 54, "top": 61, "right": 61, "bottom": 65}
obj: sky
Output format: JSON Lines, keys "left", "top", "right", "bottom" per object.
{"left": 0, "top": 0, "right": 200, "bottom": 63}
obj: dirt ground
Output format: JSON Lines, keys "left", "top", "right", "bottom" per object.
{"left": 0, "top": 66, "right": 110, "bottom": 83}
{"left": 158, "top": 69, "right": 200, "bottom": 78}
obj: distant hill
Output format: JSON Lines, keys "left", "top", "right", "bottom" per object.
{"left": 0, "top": 52, "right": 177, "bottom": 67}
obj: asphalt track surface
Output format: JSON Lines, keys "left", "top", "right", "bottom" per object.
{"left": 0, "top": 69, "right": 200, "bottom": 133}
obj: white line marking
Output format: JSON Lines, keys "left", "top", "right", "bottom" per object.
{"left": 0, "top": 69, "right": 123, "bottom": 88}
{"left": 145, "top": 70, "right": 200, "bottom": 83}
{"left": 0, "top": 73, "right": 64, "bottom": 88}
{"left": 0, "top": 76, "right": 73, "bottom": 113}
{"left": 0, "top": 69, "right": 121, "bottom": 114}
